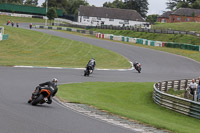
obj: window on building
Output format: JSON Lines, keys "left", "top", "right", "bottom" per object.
{"left": 186, "top": 18, "right": 190, "bottom": 21}
{"left": 124, "top": 20, "right": 129, "bottom": 22}
{"left": 97, "top": 17, "right": 101, "bottom": 20}
{"left": 161, "top": 19, "right": 166, "bottom": 23}
{"left": 83, "top": 16, "right": 89, "bottom": 19}
{"left": 109, "top": 18, "right": 114, "bottom": 21}
{"left": 177, "top": 17, "right": 181, "bottom": 21}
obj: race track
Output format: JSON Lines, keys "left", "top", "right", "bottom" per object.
{"left": 0, "top": 23, "right": 199, "bottom": 133}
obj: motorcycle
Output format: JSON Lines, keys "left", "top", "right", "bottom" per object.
{"left": 28, "top": 87, "right": 51, "bottom": 105}
{"left": 134, "top": 63, "right": 142, "bottom": 73}
{"left": 84, "top": 65, "right": 93, "bottom": 76}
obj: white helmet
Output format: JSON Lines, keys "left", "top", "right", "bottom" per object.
{"left": 52, "top": 78, "right": 58, "bottom": 83}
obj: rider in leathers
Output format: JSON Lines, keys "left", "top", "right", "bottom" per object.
{"left": 28, "top": 78, "right": 58, "bottom": 104}
{"left": 133, "top": 61, "right": 139, "bottom": 68}
{"left": 87, "top": 58, "right": 96, "bottom": 70}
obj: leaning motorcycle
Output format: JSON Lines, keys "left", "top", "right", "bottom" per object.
{"left": 134, "top": 63, "right": 142, "bottom": 73}
{"left": 84, "top": 66, "right": 93, "bottom": 76}
{"left": 29, "top": 88, "right": 51, "bottom": 105}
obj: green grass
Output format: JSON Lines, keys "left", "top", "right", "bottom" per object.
{"left": 0, "top": 16, "right": 130, "bottom": 68}
{"left": 91, "top": 29, "right": 200, "bottom": 45}
{"left": 153, "top": 22, "right": 200, "bottom": 33}
{"left": 58, "top": 28, "right": 200, "bottom": 63}
{"left": 124, "top": 41, "right": 200, "bottom": 62}
{"left": 0, "top": 15, "right": 48, "bottom": 25}
{"left": 57, "top": 82, "right": 200, "bottom": 133}
{"left": 167, "top": 88, "right": 185, "bottom": 98}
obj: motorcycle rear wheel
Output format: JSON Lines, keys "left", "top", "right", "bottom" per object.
{"left": 32, "top": 94, "right": 44, "bottom": 106}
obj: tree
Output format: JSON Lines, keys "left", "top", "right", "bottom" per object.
{"left": 67, "top": 0, "right": 89, "bottom": 15}
{"left": 126, "top": 0, "right": 149, "bottom": 18}
{"left": 103, "top": 0, "right": 149, "bottom": 18}
{"left": 146, "top": 14, "right": 159, "bottom": 24}
{"left": 103, "top": 0, "right": 125, "bottom": 8}
{"left": 47, "top": 7, "right": 57, "bottom": 25}
{"left": 42, "top": 0, "right": 88, "bottom": 15}
{"left": 24, "top": 0, "right": 38, "bottom": 6}
{"left": 191, "top": 0, "right": 200, "bottom": 8}
{"left": 166, "top": 0, "right": 198, "bottom": 10}
{"left": 0, "top": 0, "right": 24, "bottom": 4}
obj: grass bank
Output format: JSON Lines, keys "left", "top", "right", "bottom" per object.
{"left": 91, "top": 29, "right": 200, "bottom": 45}
{"left": 125, "top": 42, "right": 200, "bottom": 63}
{"left": 59, "top": 28, "right": 200, "bottom": 63}
{"left": 57, "top": 82, "right": 200, "bottom": 133}
{"left": 0, "top": 15, "right": 47, "bottom": 25}
{"left": 0, "top": 16, "right": 130, "bottom": 68}
{"left": 152, "top": 22, "right": 200, "bottom": 33}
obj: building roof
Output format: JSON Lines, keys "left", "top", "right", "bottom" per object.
{"left": 171, "top": 8, "right": 200, "bottom": 17}
{"left": 79, "top": 5, "right": 145, "bottom": 22}
{"left": 158, "top": 11, "right": 172, "bottom": 18}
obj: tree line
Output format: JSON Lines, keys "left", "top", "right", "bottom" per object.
{"left": 1, "top": 0, "right": 200, "bottom": 24}
{"left": 166, "top": 0, "right": 200, "bottom": 10}
{"left": 103, "top": 0, "right": 149, "bottom": 18}
{"left": 0, "top": 0, "right": 38, "bottom": 6}
{"left": 0, "top": 0, "right": 89, "bottom": 15}
{"left": 0, "top": 0, "right": 149, "bottom": 18}
{"left": 147, "top": 0, "right": 200, "bottom": 24}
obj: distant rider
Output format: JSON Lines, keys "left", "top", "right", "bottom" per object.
{"left": 29, "top": 23, "right": 32, "bottom": 29}
{"left": 28, "top": 78, "right": 58, "bottom": 104}
{"left": 133, "top": 61, "right": 139, "bottom": 68}
{"left": 87, "top": 58, "right": 96, "bottom": 70}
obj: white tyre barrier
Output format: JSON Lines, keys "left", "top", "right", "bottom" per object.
{"left": 62, "top": 27, "right": 67, "bottom": 30}
{"left": 52, "top": 27, "right": 57, "bottom": 30}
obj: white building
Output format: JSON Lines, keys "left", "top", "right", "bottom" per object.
{"left": 78, "top": 6, "right": 150, "bottom": 28}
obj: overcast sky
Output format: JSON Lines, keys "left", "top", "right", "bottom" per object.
{"left": 38, "top": 0, "right": 169, "bottom": 15}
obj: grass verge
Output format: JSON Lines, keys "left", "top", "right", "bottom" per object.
{"left": 0, "top": 16, "right": 130, "bottom": 68}
{"left": 59, "top": 29, "right": 200, "bottom": 63}
{"left": 91, "top": 29, "right": 200, "bottom": 45}
{"left": 0, "top": 15, "right": 48, "bottom": 25}
{"left": 152, "top": 22, "right": 200, "bottom": 33}
{"left": 57, "top": 82, "right": 200, "bottom": 133}
{"left": 167, "top": 88, "right": 185, "bottom": 98}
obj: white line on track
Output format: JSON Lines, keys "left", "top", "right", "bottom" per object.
{"left": 14, "top": 62, "right": 134, "bottom": 71}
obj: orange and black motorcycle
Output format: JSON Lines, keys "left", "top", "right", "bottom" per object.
{"left": 29, "top": 87, "right": 51, "bottom": 106}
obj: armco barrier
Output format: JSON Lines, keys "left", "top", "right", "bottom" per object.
{"left": 153, "top": 79, "right": 200, "bottom": 119}
{"left": 35, "top": 25, "right": 97, "bottom": 36}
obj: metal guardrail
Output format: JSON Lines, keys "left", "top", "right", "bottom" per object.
{"left": 35, "top": 25, "right": 97, "bottom": 36}
{"left": 153, "top": 79, "right": 200, "bottom": 119}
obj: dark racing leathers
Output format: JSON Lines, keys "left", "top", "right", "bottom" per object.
{"left": 87, "top": 59, "right": 96, "bottom": 70}
{"left": 133, "top": 63, "right": 138, "bottom": 69}
{"left": 31, "top": 81, "right": 58, "bottom": 104}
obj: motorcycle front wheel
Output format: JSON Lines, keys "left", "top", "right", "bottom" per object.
{"left": 32, "top": 94, "right": 44, "bottom": 106}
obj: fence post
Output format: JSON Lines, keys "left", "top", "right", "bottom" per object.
{"left": 178, "top": 80, "right": 181, "bottom": 90}
{"left": 172, "top": 80, "right": 174, "bottom": 89}
{"left": 165, "top": 81, "right": 168, "bottom": 92}
{"left": 185, "top": 79, "right": 188, "bottom": 89}
{"left": 159, "top": 82, "right": 162, "bottom": 91}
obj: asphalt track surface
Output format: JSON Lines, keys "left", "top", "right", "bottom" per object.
{"left": 0, "top": 23, "right": 199, "bottom": 133}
